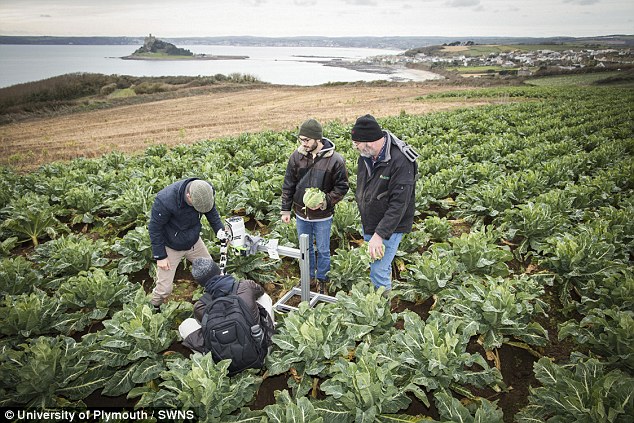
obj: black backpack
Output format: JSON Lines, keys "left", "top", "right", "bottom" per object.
{"left": 200, "top": 282, "right": 269, "bottom": 375}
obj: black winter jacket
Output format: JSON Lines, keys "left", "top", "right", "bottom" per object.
{"left": 281, "top": 138, "right": 349, "bottom": 220}
{"left": 355, "top": 131, "right": 417, "bottom": 239}
{"left": 149, "top": 178, "right": 223, "bottom": 260}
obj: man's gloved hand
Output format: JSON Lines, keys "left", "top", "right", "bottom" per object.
{"left": 217, "top": 228, "right": 228, "bottom": 241}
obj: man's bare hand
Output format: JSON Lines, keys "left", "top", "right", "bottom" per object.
{"left": 157, "top": 258, "right": 171, "bottom": 270}
{"left": 368, "top": 234, "right": 385, "bottom": 260}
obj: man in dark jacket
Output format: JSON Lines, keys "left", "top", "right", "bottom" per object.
{"left": 281, "top": 118, "right": 349, "bottom": 293}
{"left": 179, "top": 257, "right": 275, "bottom": 355}
{"left": 351, "top": 114, "right": 418, "bottom": 297}
{"left": 148, "top": 178, "right": 226, "bottom": 309}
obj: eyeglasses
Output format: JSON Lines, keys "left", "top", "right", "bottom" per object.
{"left": 298, "top": 136, "right": 313, "bottom": 143}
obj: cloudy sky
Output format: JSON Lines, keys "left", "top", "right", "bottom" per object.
{"left": 0, "top": 0, "right": 632, "bottom": 38}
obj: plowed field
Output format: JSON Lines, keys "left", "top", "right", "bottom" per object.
{"left": 0, "top": 83, "right": 489, "bottom": 171}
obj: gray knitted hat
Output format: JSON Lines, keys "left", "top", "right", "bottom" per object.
{"left": 188, "top": 180, "right": 214, "bottom": 213}
{"left": 191, "top": 257, "right": 221, "bottom": 284}
{"left": 298, "top": 118, "right": 323, "bottom": 140}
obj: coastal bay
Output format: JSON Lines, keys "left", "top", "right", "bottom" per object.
{"left": 0, "top": 44, "right": 437, "bottom": 88}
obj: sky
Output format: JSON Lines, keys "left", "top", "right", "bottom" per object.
{"left": 0, "top": 0, "right": 632, "bottom": 38}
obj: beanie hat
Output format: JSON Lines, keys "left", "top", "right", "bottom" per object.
{"left": 191, "top": 257, "right": 221, "bottom": 284}
{"left": 298, "top": 118, "right": 323, "bottom": 140}
{"left": 351, "top": 114, "right": 384, "bottom": 142}
{"left": 187, "top": 180, "right": 214, "bottom": 213}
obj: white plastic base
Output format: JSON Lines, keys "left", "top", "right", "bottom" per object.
{"left": 274, "top": 287, "right": 337, "bottom": 312}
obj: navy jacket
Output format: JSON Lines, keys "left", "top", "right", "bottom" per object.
{"left": 355, "top": 131, "right": 417, "bottom": 239}
{"left": 149, "top": 178, "right": 223, "bottom": 260}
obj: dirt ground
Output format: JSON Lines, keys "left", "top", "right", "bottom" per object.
{"left": 0, "top": 83, "right": 490, "bottom": 171}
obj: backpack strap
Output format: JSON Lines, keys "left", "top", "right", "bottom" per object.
{"left": 257, "top": 303, "right": 275, "bottom": 347}
{"left": 199, "top": 292, "right": 214, "bottom": 327}
{"left": 389, "top": 132, "right": 419, "bottom": 163}
{"left": 200, "top": 292, "right": 214, "bottom": 304}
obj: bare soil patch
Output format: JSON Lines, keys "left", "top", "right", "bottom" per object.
{"left": 442, "top": 45, "right": 470, "bottom": 52}
{"left": 0, "top": 83, "right": 490, "bottom": 171}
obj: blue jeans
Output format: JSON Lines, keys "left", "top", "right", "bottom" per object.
{"left": 363, "top": 232, "right": 404, "bottom": 290}
{"left": 296, "top": 217, "right": 332, "bottom": 281}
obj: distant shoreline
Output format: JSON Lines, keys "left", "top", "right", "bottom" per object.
{"left": 2, "top": 34, "right": 632, "bottom": 50}
{"left": 302, "top": 58, "right": 444, "bottom": 81}
{"left": 120, "top": 54, "right": 248, "bottom": 61}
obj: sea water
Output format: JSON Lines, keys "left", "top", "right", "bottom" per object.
{"left": 0, "top": 44, "right": 439, "bottom": 88}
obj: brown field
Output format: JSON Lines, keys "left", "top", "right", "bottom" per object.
{"left": 0, "top": 83, "right": 491, "bottom": 171}
{"left": 441, "top": 45, "right": 470, "bottom": 52}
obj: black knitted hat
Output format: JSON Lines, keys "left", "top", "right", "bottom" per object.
{"left": 351, "top": 114, "right": 384, "bottom": 142}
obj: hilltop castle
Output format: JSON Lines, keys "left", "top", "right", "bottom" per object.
{"left": 133, "top": 34, "right": 193, "bottom": 56}
{"left": 143, "top": 34, "right": 157, "bottom": 50}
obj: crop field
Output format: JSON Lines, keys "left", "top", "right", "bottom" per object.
{"left": 445, "top": 65, "right": 518, "bottom": 73}
{"left": 0, "top": 86, "right": 632, "bottom": 422}
{"left": 525, "top": 71, "right": 626, "bottom": 86}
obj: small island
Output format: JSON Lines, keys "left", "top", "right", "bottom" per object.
{"left": 121, "top": 34, "right": 248, "bottom": 61}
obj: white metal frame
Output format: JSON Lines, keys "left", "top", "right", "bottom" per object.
{"left": 259, "top": 234, "right": 337, "bottom": 312}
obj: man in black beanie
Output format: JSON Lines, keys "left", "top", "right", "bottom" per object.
{"left": 351, "top": 114, "right": 419, "bottom": 298}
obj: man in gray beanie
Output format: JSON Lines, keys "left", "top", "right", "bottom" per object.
{"left": 190, "top": 256, "right": 222, "bottom": 284}
{"left": 148, "top": 178, "right": 227, "bottom": 311}
{"left": 281, "top": 118, "right": 349, "bottom": 294}
{"left": 178, "top": 257, "right": 275, "bottom": 366}
{"left": 351, "top": 114, "right": 419, "bottom": 298}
